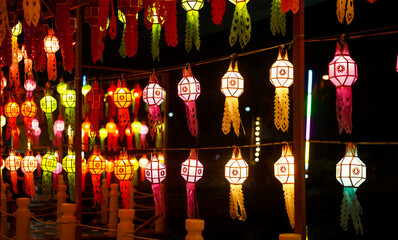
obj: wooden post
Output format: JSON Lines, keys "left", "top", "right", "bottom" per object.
{"left": 185, "top": 219, "right": 204, "bottom": 240}
{"left": 56, "top": 183, "right": 68, "bottom": 238}
{"left": 109, "top": 183, "right": 119, "bottom": 237}
{"left": 117, "top": 209, "right": 135, "bottom": 240}
{"left": 293, "top": 0, "right": 306, "bottom": 239}
{"left": 60, "top": 203, "right": 77, "bottom": 240}
{"left": 0, "top": 184, "right": 7, "bottom": 240}
{"left": 101, "top": 178, "right": 109, "bottom": 225}
{"left": 15, "top": 198, "right": 30, "bottom": 240}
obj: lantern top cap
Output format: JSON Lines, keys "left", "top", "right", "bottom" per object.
{"left": 281, "top": 142, "right": 292, "bottom": 156}
{"left": 182, "top": 64, "right": 193, "bottom": 78}
{"left": 334, "top": 41, "right": 351, "bottom": 57}
{"left": 344, "top": 143, "right": 358, "bottom": 157}
{"left": 189, "top": 149, "right": 198, "bottom": 160}
{"left": 277, "top": 47, "right": 289, "bottom": 61}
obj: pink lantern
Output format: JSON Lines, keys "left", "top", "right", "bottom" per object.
{"left": 53, "top": 162, "right": 63, "bottom": 191}
{"left": 177, "top": 65, "right": 200, "bottom": 137}
{"left": 24, "top": 78, "right": 36, "bottom": 97}
{"left": 181, "top": 149, "right": 203, "bottom": 219}
{"left": 53, "top": 116, "right": 65, "bottom": 147}
{"left": 328, "top": 41, "right": 358, "bottom": 134}
{"left": 145, "top": 154, "right": 166, "bottom": 217}
{"left": 143, "top": 72, "right": 164, "bottom": 139}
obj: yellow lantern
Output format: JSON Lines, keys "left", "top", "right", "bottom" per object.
{"left": 88, "top": 146, "right": 106, "bottom": 205}
{"left": 114, "top": 149, "right": 135, "bottom": 208}
{"left": 41, "top": 149, "right": 58, "bottom": 197}
{"left": 113, "top": 79, "right": 132, "bottom": 140}
{"left": 62, "top": 147, "right": 76, "bottom": 201}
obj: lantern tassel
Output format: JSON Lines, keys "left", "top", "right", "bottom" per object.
{"left": 120, "top": 180, "right": 130, "bottom": 209}
{"left": 10, "top": 171, "right": 18, "bottom": 194}
{"left": 125, "top": 15, "right": 139, "bottom": 57}
{"left": 270, "top": 0, "right": 286, "bottom": 36}
{"left": 12, "top": 129, "right": 20, "bottom": 149}
{"left": 23, "top": 117, "right": 34, "bottom": 142}
{"left": 65, "top": 108, "right": 75, "bottom": 131}
{"left": 184, "top": 101, "right": 198, "bottom": 138}
{"left": 42, "top": 171, "right": 52, "bottom": 197}
{"left": 24, "top": 172, "right": 35, "bottom": 198}
{"left": 186, "top": 182, "right": 197, "bottom": 219}
{"left": 92, "top": 174, "right": 103, "bottom": 206}
{"left": 6, "top": 118, "right": 17, "bottom": 140}
{"left": 274, "top": 88, "right": 290, "bottom": 132}
{"left": 106, "top": 171, "right": 112, "bottom": 189}
{"left": 185, "top": 11, "right": 201, "bottom": 52}
{"left": 229, "top": 1, "right": 251, "bottom": 49}
{"left": 119, "top": 24, "right": 127, "bottom": 58}
{"left": 117, "top": 109, "right": 131, "bottom": 140}
{"left": 68, "top": 173, "right": 76, "bottom": 201}
{"left": 46, "top": 113, "right": 55, "bottom": 141}
{"left": 151, "top": 24, "right": 161, "bottom": 61}
{"left": 152, "top": 183, "right": 165, "bottom": 217}
{"left": 140, "top": 133, "right": 148, "bottom": 148}
{"left": 53, "top": 172, "right": 59, "bottom": 192}
{"left": 283, "top": 184, "right": 295, "bottom": 229}
{"left": 148, "top": 106, "right": 162, "bottom": 140}
{"left": 47, "top": 53, "right": 57, "bottom": 81}
{"left": 165, "top": 1, "right": 178, "bottom": 47}
{"left": 341, "top": 187, "right": 363, "bottom": 235}
{"left": 229, "top": 184, "right": 247, "bottom": 221}
{"left": 222, "top": 98, "right": 242, "bottom": 136}
{"left": 210, "top": 0, "right": 226, "bottom": 25}
{"left": 336, "top": 86, "right": 352, "bottom": 134}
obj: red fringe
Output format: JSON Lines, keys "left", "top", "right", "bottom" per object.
{"left": 124, "top": 15, "right": 139, "bottom": 57}
{"left": 165, "top": 1, "right": 178, "bottom": 47}
{"left": 211, "top": 0, "right": 226, "bottom": 26}
{"left": 120, "top": 180, "right": 130, "bottom": 209}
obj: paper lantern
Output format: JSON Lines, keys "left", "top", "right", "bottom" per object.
{"left": 131, "top": 83, "right": 142, "bottom": 118}
{"left": 4, "top": 97, "right": 20, "bottom": 142}
{"left": 5, "top": 149, "right": 21, "bottom": 193}
{"left": 44, "top": 28, "right": 59, "bottom": 81}
{"left": 57, "top": 78, "right": 68, "bottom": 95}
{"left": 178, "top": 65, "right": 200, "bottom": 137}
{"left": 144, "top": 3, "right": 165, "bottom": 60}
{"left": 106, "top": 82, "right": 118, "bottom": 118}
{"left": 139, "top": 122, "right": 149, "bottom": 148}
{"left": 40, "top": 91, "right": 57, "bottom": 140}
{"left": 143, "top": 72, "right": 164, "bottom": 139}
{"left": 24, "top": 78, "right": 37, "bottom": 97}
{"left": 41, "top": 149, "right": 57, "bottom": 196}
{"left": 221, "top": 59, "right": 244, "bottom": 136}
{"left": 125, "top": 128, "right": 133, "bottom": 149}
{"left": 0, "top": 115, "right": 6, "bottom": 128}
{"left": 21, "top": 150, "right": 37, "bottom": 197}
{"left": 62, "top": 147, "right": 76, "bottom": 201}
{"left": 105, "top": 158, "right": 114, "bottom": 189}
{"left": 53, "top": 115, "right": 65, "bottom": 147}
{"left": 229, "top": 0, "right": 251, "bottom": 48}
{"left": 139, "top": 154, "right": 149, "bottom": 182}
{"left": 181, "top": 0, "right": 203, "bottom": 52}
{"left": 336, "top": 143, "right": 366, "bottom": 235}
{"left": 53, "top": 162, "right": 63, "bottom": 191}
{"left": 99, "top": 128, "right": 108, "bottom": 152}
{"left": 21, "top": 96, "right": 37, "bottom": 142}
{"left": 328, "top": 41, "right": 357, "bottom": 134}
{"left": 113, "top": 79, "right": 132, "bottom": 140}
{"left": 336, "top": 0, "right": 354, "bottom": 25}
{"left": 86, "top": 81, "right": 102, "bottom": 136}
{"left": 82, "top": 158, "right": 89, "bottom": 191}
{"left": 270, "top": 48, "right": 294, "bottom": 132}
{"left": 82, "top": 83, "right": 92, "bottom": 96}
{"left": 9, "top": 22, "right": 22, "bottom": 88}
{"left": 88, "top": 146, "right": 106, "bottom": 205}
{"left": 145, "top": 154, "right": 166, "bottom": 216}
{"left": 106, "top": 119, "right": 118, "bottom": 151}
{"left": 61, "top": 88, "right": 76, "bottom": 131}
{"left": 181, "top": 149, "right": 203, "bottom": 218}
{"left": 225, "top": 148, "right": 248, "bottom": 221}
{"left": 82, "top": 117, "right": 91, "bottom": 152}
{"left": 118, "top": 0, "right": 143, "bottom": 57}
{"left": 114, "top": 149, "right": 135, "bottom": 209}
{"left": 274, "top": 143, "right": 295, "bottom": 229}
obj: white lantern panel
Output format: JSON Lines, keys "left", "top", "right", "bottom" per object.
{"left": 178, "top": 76, "right": 201, "bottom": 102}
{"left": 145, "top": 160, "right": 166, "bottom": 184}
{"left": 274, "top": 155, "right": 294, "bottom": 184}
{"left": 225, "top": 158, "right": 248, "bottom": 184}
{"left": 336, "top": 156, "right": 366, "bottom": 187}
{"left": 221, "top": 71, "right": 244, "bottom": 97}
{"left": 143, "top": 83, "right": 164, "bottom": 106}
{"left": 181, "top": 158, "right": 203, "bottom": 183}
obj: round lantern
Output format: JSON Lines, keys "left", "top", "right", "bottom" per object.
{"left": 24, "top": 79, "right": 37, "bottom": 93}
{"left": 0, "top": 115, "right": 6, "bottom": 127}
{"left": 12, "top": 21, "right": 23, "bottom": 37}
{"left": 41, "top": 149, "right": 58, "bottom": 196}
{"left": 181, "top": 0, "right": 204, "bottom": 52}
{"left": 57, "top": 79, "right": 68, "bottom": 95}
{"left": 21, "top": 97, "right": 38, "bottom": 142}
{"left": 53, "top": 118, "right": 65, "bottom": 147}
{"left": 44, "top": 28, "right": 59, "bottom": 81}
{"left": 114, "top": 149, "right": 135, "bottom": 209}
{"left": 131, "top": 83, "right": 142, "bottom": 118}
{"left": 40, "top": 93, "right": 57, "bottom": 140}
{"left": 143, "top": 73, "right": 164, "bottom": 139}
{"left": 99, "top": 128, "right": 108, "bottom": 152}
{"left": 62, "top": 147, "right": 76, "bottom": 201}
{"left": 113, "top": 79, "right": 132, "bottom": 140}
{"left": 5, "top": 149, "right": 22, "bottom": 193}
{"left": 139, "top": 122, "right": 149, "bottom": 148}
{"left": 88, "top": 146, "right": 106, "bottom": 205}
{"left": 106, "top": 119, "right": 118, "bottom": 151}
{"left": 145, "top": 154, "right": 166, "bottom": 217}
{"left": 61, "top": 89, "right": 77, "bottom": 108}
{"left": 270, "top": 48, "right": 294, "bottom": 132}
{"left": 131, "top": 121, "right": 142, "bottom": 148}
{"left": 4, "top": 97, "right": 20, "bottom": 141}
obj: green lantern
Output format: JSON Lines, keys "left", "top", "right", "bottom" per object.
{"left": 82, "top": 84, "right": 92, "bottom": 96}
{"left": 40, "top": 93, "right": 57, "bottom": 141}
{"left": 62, "top": 147, "right": 76, "bottom": 201}
{"left": 61, "top": 89, "right": 76, "bottom": 131}
{"left": 181, "top": 0, "right": 204, "bottom": 52}
{"left": 99, "top": 127, "right": 108, "bottom": 152}
{"left": 41, "top": 149, "right": 58, "bottom": 196}
{"left": 57, "top": 79, "right": 68, "bottom": 95}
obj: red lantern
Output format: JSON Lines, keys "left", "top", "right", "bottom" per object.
{"left": 88, "top": 146, "right": 106, "bottom": 205}
{"left": 139, "top": 154, "right": 149, "bottom": 182}
{"left": 5, "top": 149, "right": 22, "bottom": 193}
{"left": 328, "top": 41, "right": 358, "bottom": 134}
{"left": 143, "top": 72, "right": 164, "bottom": 139}
{"left": 114, "top": 149, "right": 135, "bottom": 209}
{"left": 106, "top": 82, "right": 118, "bottom": 119}
{"left": 44, "top": 28, "right": 59, "bottom": 81}
{"left": 5, "top": 97, "right": 20, "bottom": 141}
{"left": 21, "top": 96, "right": 37, "bottom": 142}
{"left": 82, "top": 117, "right": 91, "bottom": 152}
{"left": 145, "top": 154, "right": 166, "bottom": 217}
{"left": 113, "top": 79, "right": 132, "bottom": 140}
{"left": 164, "top": 0, "right": 178, "bottom": 47}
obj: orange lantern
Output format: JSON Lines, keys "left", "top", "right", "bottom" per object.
{"left": 113, "top": 79, "right": 132, "bottom": 140}
{"left": 105, "top": 158, "right": 114, "bottom": 189}
{"left": 82, "top": 158, "right": 89, "bottom": 191}
{"left": 4, "top": 97, "right": 20, "bottom": 142}
{"left": 21, "top": 149, "right": 37, "bottom": 197}
{"left": 139, "top": 154, "right": 149, "bottom": 182}
{"left": 114, "top": 149, "right": 135, "bottom": 208}
{"left": 43, "top": 28, "right": 59, "bottom": 81}
{"left": 106, "top": 82, "right": 118, "bottom": 119}
{"left": 88, "top": 146, "right": 106, "bottom": 205}
{"left": 106, "top": 119, "right": 118, "bottom": 151}
{"left": 21, "top": 96, "right": 37, "bottom": 142}
{"left": 82, "top": 117, "right": 91, "bottom": 152}
{"left": 5, "top": 149, "right": 22, "bottom": 193}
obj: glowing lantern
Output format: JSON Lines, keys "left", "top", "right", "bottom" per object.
{"left": 143, "top": 72, "right": 164, "bottom": 139}
{"left": 270, "top": 48, "right": 294, "bottom": 132}
{"left": 139, "top": 154, "right": 149, "bottom": 182}
{"left": 82, "top": 158, "right": 89, "bottom": 191}
{"left": 0, "top": 70, "right": 7, "bottom": 95}
{"left": 4, "top": 97, "right": 20, "bottom": 142}
{"left": 106, "top": 119, "right": 118, "bottom": 151}
{"left": 24, "top": 78, "right": 37, "bottom": 97}
{"left": 225, "top": 148, "right": 248, "bottom": 221}
{"left": 113, "top": 79, "right": 132, "bottom": 140}
{"left": 131, "top": 83, "right": 142, "bottom": 118}
{"left": 1, "top": 115, "right": 6, "bottom": 128}
{"left": 44, "top": 28, "right": 59, "bottom": 81}
{"left": 139, "top": 122, "right": 149, "bottom": 148}
{"left": 145, "top": 154, "right": 166, "bottom": 217}
{"left": 336, "top": 0, "right": 354, "bottom": 25}
{"left": 99, "top": 128, "right": 108, "bottom": 152}
{"left": 105, "top": 158, "right": 114, "bottom": 189}
{"left": 131, "top": 121, "right": 142, "bottom": 148}
{"left": 229, "top": 0, "right": 251, "bottom": 48}
{"left": 36, "top": 153, "right": 42, "bottom": 177}
{"left": 61, "top": 89, "right": 76, "bottom": 131}
{"left": 21, "top": 150, "right": 37, "bottom": 197}
{"left": 181, "top": 0, "right": 204, "bottom": 52}
{"left": 118, "top": 0, "right": 143, "bottom": 57}
{"left": 82, "top": 117, "right": 91, "bottom": 152}
{"left": 56, "top": 78, "right": 68, "bottom": 95}
{"left": 53, "top": 115, "right": 65, "bottom": 147}
{"left": 328, "top": 41, "right": 357, "bottom": 134}
{"left": 181, "top": 149, "right": 203, "bottom": 219}
{"left": 336, "top": 143, "right": 366, "bottom": 235}
{"left": 125, "top": 127, "right": 133, "bottom": 149}
{"left": 41, "top": 149, "right": 58, "bottom": 196}
{"left": 33, "top": 125, "right": 41, "bottom": 147}
{"left": 114, "top": 149, "right": 135, "bottom": 209}
{"left": 221, "top": 59, "right": 244, "bottom": 136}
{"left": 274, "top": 143, "right": 295, "bottom": 229}
{"left": 21, "top": 96, "right": 37, "bottom": 143}
{"left": 40, "top": 89, "right": 57, "bottom": 140}
{"left": 177, "top": 65, "right": 200, "bottom": 137}
{"left": 144, "top": 3, "right": 165, "bottom": 60}
{"left": 5, "top": 149, "right": 21, "bottom": 193}
{"left": 88, "top": 146, "right": 106, "bottom": 205}
{"left": 82, "top": 83, "right": 92, "bottom": 96}
{"left": 62, "top": 148, "right": 76, "bottom": 201}
{"left": 130, "top": 156, "right": 140, "bottom": 186}
{"left": 53, "top": 162, "right": 63, "bottom": 191}
{"left": 9, "top": 22, "right": 22, "bottom": 88}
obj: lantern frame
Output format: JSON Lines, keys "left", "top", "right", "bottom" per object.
{"left": 221, "top": 61, "right": 244, "bottom": 98}
{"left": 5, "top": 100, "right": 20, "bottom": 118}
{"left": 181, "top": 0, "right": 204, "bottom": 11}
{"left": 43, "top": 28, "right": 60, "bottom": 54}
{"left": 270, "top": 49, "right": 294, "bottom": 88}
{"left": 178, "top": 66, "right": 201, "bottom": 102}
{"left": 5, "top": 150, "right": 21, "bottom": 172}
{"left": 21, "top": 154, "right": 38, "bottom": 173}
{"left": 61, "top": 89, "right": 76, "bottom": 108}
{"left": 62, "top": 149, "right": 76, "bottom": 173}
{"left": 328, "top": 42, "right": 358, "bottom": 88}
{"left": 41, "top": 150, "right": 57, "bottom": 172}
{"left": 143, "top": 82, "right": 164, "bottom": 106}
{"left": 225, "top": 149, "right": 248, "bottom": 185}
{"left": 21, "top": 99, "right": 37, "bottom": 118}
{"left": 145, "top": 155, "right": 166, "bottom": 184}
{"left": 40, "top": 95, "right": 57, "bottom": 113}
{"left": 336, "top": 144, "right": 366, "bottom": 188}
{"left": 113, "top": 81, "right": 132, "bottom": 109}
{"left": 181, "top": 150, "right": 203, "bottom": 183}
{"left": 24, "top": 79, "right": 37, "bottom": 92}
{"left": 114, "top": 150, "right": 135, "bottom": 181}
{"left": 88, "top": 146, "right": 106, "bottom": 175}
{"left": 274, "top": 144, "right": 294, "bottom": 184}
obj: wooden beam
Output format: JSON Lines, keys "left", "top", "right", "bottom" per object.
{"left": 42, "top": 0, "right": 90, "bottom": 19}
{"left": 40, "top": 0, "right": 57, "bottom": 18}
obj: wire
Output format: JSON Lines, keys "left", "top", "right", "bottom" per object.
{"left": 309, "top": 140, "right": 398, "bottom": 145}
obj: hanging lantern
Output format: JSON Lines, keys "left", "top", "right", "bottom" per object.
{"left": 105, "top": 158, "right": 114, "bottom": 189}
{"left": 274, "top": 143, "right": 295, "bottom": 229}
{"left": 55, "top": 0, "right": 75, "bottom": 72}
{"left": 209, "top": 0, "right": 225, "bottom": 25}
{"left": 53, "top": 162, "right": 63, "bottom": 191}
{"left": 131, "top": 83, "right": 143, "bottom": 118}
{"left": 145, "top": 154, "right": 166, "bottom": 217}
{"left": 280, "top": 0, "right": 299, "bottom": 14}
{"left": 229, "top": 0, "right": 251, "bottom": 48}
{"left": 4, "top": 97, "right": 20, "bottom": 141}
{"left": 144, "top": 3, "right": 166, "bottom": 60}
{"left": 61, "top": 88, "right": 76, "bottom": 131}
{"left": 43, "top": 28, "right": 59, "bottom": 81}
{"left": 21, "top": 96, "right": 37, "bottom": 143}
{"left": 21, "top": 150, "right": 37, "bottom": 197}
{"left": 62, "top": 147, "right": 76, "bottom": 201}
{"left": 131, "top": 121, "right": 142, "bottom": 148}
{"left": 57, "top": 79, "right": 68, "bottom": 95}
{"left": 33, "top": 124, "right": 41, "bottom": 147}
{"left": 11, "top": 127, "right": 20, "bottom": 149}
{"left": 53, "top": 115, "right": 65, "bottom": 147}
{"left": 181, "top": 149, "right": 203, "bottom": 219}
{"left": 118, "top": 0, "right": 143, "bottom": 57}
{"left": 225, "top": 148, "right": 248, "bottom": 221}
{"left": 106, "top": 119, "right": 118, "bottom": 151}
{"left": 86, "top": 81, "right": 102, "bottom": 136}
{"left": 139, "top": 154, "right": 149, "bottom": 182}
{"left": 5, "top": 149, "right": 22, "bottom": 193}
{"left": 177, "top": 65, "right": 200, "bottom": 137}
{"left": 113, "top": 79, "right": 132, "bottom": 140}
{"left": 40, "top": 89, "right": 57, "bottom": 141}
{"left": 9, "top": 21, "right": 22, "bottom": 88}
{"left": 139, "top": 122, "right": 149, "bottom": 148}
{"left": 164, "top": 0, "right": 178, "bottom": 47}
{"left": 82, "top": 158, "right": 89, "bottom": 191}
{"left": 336, "top": 0, "right": 354, "bottom": 25}
{"left": 269, "top": 48, "right": 294, "bottom": 132}
{"left": 221, "top": 59, "right": 244, "bottom": 136}
{"left": 143, "top": 72, "right": 164, "bottom": 139}
{"left": 84, "top": 0, "right": 104, "bottom": 63}
{"left": 328, "top": 41, "right": 357, "bottom": 134}
{"left": 270, "top": 0, "right": 286, "bottom": 36}
{"left": 24, "top": 78, "right": 37, "bottom": 97}
{"left": 336, "top": 143, "right": 366, "bottom": 235}
{"left": 99, "top": 128, "right": 108, "bottom": 152}
{"left": 88, "top": 146, "right": 106, "bottom": 205}
{"left": 82, "top": 83, "right": 92, "bottom": 96}
{"left": 181, "top": 0, "right": 204, "bottom": 52}
{"left": 41, "top": 149, "right": 58, "bottom": 197}
{"left": 82, "top": 117, "right": 92, "bottom": 152}
{"left": 114, "top": 149, "right": 135, "bottom": 208}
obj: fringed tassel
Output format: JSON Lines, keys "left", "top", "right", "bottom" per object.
{"left": 140, "top": 132, "right": 148, "bottom": 148}
{"left": 46, "top": 113, "right": 55, "bottom": 141}
{"left": 274, "top": 88, "right": 290, "bottom": 132}
{"left": 148, "top": 105, "right": 162, "bottom": 140}
{"left": 120, "top": 180, "right": 130, "bottom": 209}
{"left": 42, "top": 171, "right": 52, "bottom": 197}
{"left": 119, "top": 24, "right": 127, "bottom": 58}
{"left": 186, "top": 182, "right": 197, "bottom": 219}
{"left": 106, "top": 171, "right": 112, "bottom": 189}
{"left": 229, "top": 2, "right": 251, "bottom": 49}
{"left": 24, "top": 172, "right": 35, "bottom": 198}
{"left": 184, "top": 101, "right": 198, "bottom": 138}
{"left": 211, "top": 0, "right": 226, "bottom": 25}
{"left": 11, "top": 171, "right": 18, "bottom": 194}
{"left": 229, "top": 184, "right": 247, "bottom": 221}
{"left": 345, "top": 0, "right": 354, "bottom": 25}
{"left": 65, "top": 108, "right": 75, "bottom": 131}
{"left": 151, "top": 24, "right": 161, "bottom": 61}
{"left": 165, "top": 1, "right": 178, "bottom": 47}
{"left": 117, "top": 108, "right": 131, "bottom": 140}
{"left": 68, "top": 173, "right": 75, "bottom": 201}
{"left": 152, "top": 183, "right": 165, "bottom": 217}
{"left": 270, "top": 0, "right": 286, "bottom": 36}
{"left": 47, "top": 53, "right": 57, "bottom": 81}
{"left": 125, "top": 15, "right": 139, "bottom": 57}
{"left": 92, "top": 174, "right": 103, "bottom": 206}
{"left": 336, "top": 86, "right": 352, "bottom": 134}
{"left": 341, "top": 187, "right": 363, "bottom": 235}
{"left": 185, "top": 11, "right": 200, "bottom": 52}
{"left": 222, "top": 98, "right": 242, "bottom": 136}
{"left": 283, "top": 184, "right": 295, "bottom": 229}
{"left": 53, "top": 172, "right": 59, "bottom": 192}
{"left": 12, "top": 128, "right": 20, "bottom": 149}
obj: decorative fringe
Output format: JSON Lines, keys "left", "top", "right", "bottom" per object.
{"left": 68, "top": 173, "right": 75, "bottom": 201}
{"left": 165, "top": 1, "right": 178, "bottom": 47}
{"left": 283, "top": 184, "right": 295, "bottom": 229}
{"left": 120, "top": 180, "right": 130, "bottom": 209}
{"left": 336, "top": 86, "right": 352, "bottom": 134}
{"left": 229, "top": 184, "right": 247, "bottom": 221}
{"left": 336, "top": 0, "right": 354, "bottom": 25}
{"left": 184, "top": 101, "right": 198, "bottom": 138}
{"left": 47, "top": 53, "right": 57, "bottom": 81}
{"left": 211, "top": 0, "right": 226, "bottom": 26}
{"left": 274, "top": 88, "right": 290, "bottom": 132}
{"left": 229, "top": 1, "right": 251, "bottom": 49}
{"left": 186, "top": 182, "right": 197, "bottom": 219}
{"left": 24, "top": 172, "right": 35, "bottom": 198}
{"left": 65, "top": 108, "right": 75, "bottom": 131}
{"left": 117, "top": 108, "right": 131, "bottom": 140}
{"left": 341, "top": 187, "right": 363, "bottom": 235}
{"left": 10, "top": 171, "right": 18, "bottom": 194}
{"left": 151, "top": 24, "right": 161, "bottom": 61}
{"left": 185, "top": 11, "right": 200, "bottom": 52}
{"left": 148, "top": 105, "right": 163, "bottom": 140}
{"left": 152, "top": 183, "right": 165, "bottom": 217}
{"left": 92, "top": 174, "right": 103, "bottom": 206}
{"left": 42, "top": 171, "right": 52, "bottom": 197}
{"left": 125, "top": 15, "right": 139, "bottom": 57}
{"left": 270, "top": 0, "right": 286, "bottom": 36}
{"left": 222, "top": 98, "right": 242, "bottom": 136}
{"left": 119, "top": 24, "right": 127, "bottom": 58}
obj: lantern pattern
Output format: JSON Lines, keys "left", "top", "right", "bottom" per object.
{"left": 114, "top": 149, "right": 135, "bottom": 208}
{"left": 328, "top": 41, "right": 358, "bottom": 134}
{"left": 336, "top": 143, "right": 366, "bottom": 235}
{"left": 106, "top": 119, "right": 118, "bottom": 151}
{"left": 145, "top": 154, "right": 166, "bottom": 217}
{"left": 225, "top": 148, "right": 248, "bottom": 221}
{"left": 221, "top": 59, "right": 244, "bottom": 136}
{"left": 229, "top": 0, "right": 251, "bottom": 49}
{"left": 177, "top": 65, "right": 201, "bottom": 137}
{"left": 336, "top": 0, "right": 354, "bottom": 25}
{"left": 84, "top": 0, "right": 104, "bottom": 63}
{"left": 143, "top": 72, "right": 164, "bottom": 139}
{"left": 40, "top": 91, "right": 57, "bottom": 141}
{"left": 61, "top": 88, "right": 76, "bottom": 131}
{"left": 21, "top": 150, "right": 37, "bottom": 197}
{"left": 5, "top": 149, "right": 21, "bottom": 193}
{"left": 269, "top": 48, "right": 294, "bottom": 132}
{"left": 113, "top": 79, "right": 132, "bottom": 140}
{"left": 274, "top": 143, "right": 295, "bottom": 229}
{"left": 41, "top": 149, "right": 57, "bottom": 197}
{"left": 144, "top": 2, "right": 165, "bottom": 60}
{"left": 181, "top": 0, "right": 204, "bottom": 52}
{"left": 44, "top": 28, "right": 59, "bottom": 81}
{"left": 86, "top": 81, "right": 102, "bottom": 136}
{"left": 4, "top": 97, "right": 20, "bottom": 142}
{"left": 88, "top": 146, "right": 106, "bottom": 205}
{"left": 62, "top": 147, "right": 76, "bottom": 201}
{"left": 118, "top": 0, "right": 143, "bottom": 57}
{"left": 280, "top": 0, "right": 299, "bottom": 14}
{"left": 105, "top": 158, "right": 114, "bottom": 189}
{"left": 21, "top": 96, "right": 37, "bottom": 143}
{"left": 24, "top": 78, "right": 37, "bottom": 97}
{"left": 181, "top": 149, "right": 203, "bottom": 219}
{"left": 270, "top": 0, "right": 286, "bottom": 36}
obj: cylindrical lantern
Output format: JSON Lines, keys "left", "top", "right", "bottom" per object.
{"left": 113, "top": 79, "right": 132, "bottom": 140}
{"left": 229, "top": 0, "right": 251, "bottom": 48}
{"left": 41, "top": 149, "right": 58, "bottom": 197}
{"left": 145, "top": 154, "right": 166, "bottom": 217}
{"left": 328, "top": 41, "right": 358, "bottom": 134}
{"left": 21, "top": 96, "right": 37, "bottom": 143}
{"left": 4, "top": 97, "right": 20, "bottom": 141}
{"left": 336, "top": 143, "right": 366, "bottom": 235}
{"left": 269, "top": 48, "right": 294, "bottom": 132}
{"left": 88, "top": 146, "right": 106, "bottom": 205}
{"left": 62, "top": 147, "right": 76, "bottom": 201}
{"left": 225, "top": 148, "right": 248, "bottom": 221}
{"left": 181, "top": 0, "right": 204, "bottom": 52}
{"left": 181, "top": 149, "right": 203, "bottom": 219}
{"left": 61, "top": 88, "right": 76, "bottom": 131}
{"left": 114, "top": 149, "right": 135, "bottom": 209}
{"left": 21, "top": 150, "right": 37, "bottom": 197}
{"left": 221, "top": 59, "right": 244, "bottom": 136}
{"left": 274, "top": 143, "right": 295, "bottom": 229}
{"left": 43, "top": 28, "right": 59, "bottom": 81}
{"left": 5, "top": 149, "right": 22, "bottom": 193}
{"left": 177, "top": 65, "right": 200, "bottom": 137}
{"left": 40, "top": 90, "right": 57, "bottom": 141}
{"left": 143, "top": 72, "right": 164, "bottom": 139}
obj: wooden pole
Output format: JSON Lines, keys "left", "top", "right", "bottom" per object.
{"left": 74, "top": 6, "right": 83, "bottom": 240}
{"left": 293, "top": 0, "right": 306, "bottom": 239}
